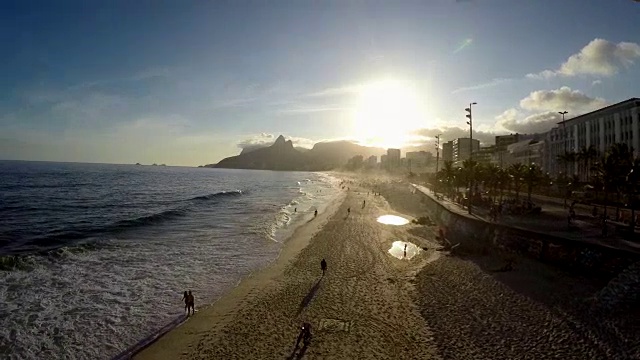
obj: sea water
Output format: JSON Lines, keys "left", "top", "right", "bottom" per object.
{"left": 0, "top": 161, "right": 340, "bottom": 359}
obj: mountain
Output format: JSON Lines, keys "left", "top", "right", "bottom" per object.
{"left": 240, "top": 144, "right": 310, "bottom": 155}
{"left": 212, "top": 135, "right": 386, "bottom": 171}
{"left": 306, "top": 141, "right": 385, "bottom": 169}
{"left": 214, "top": 135, "right": 309, "bottom": 171}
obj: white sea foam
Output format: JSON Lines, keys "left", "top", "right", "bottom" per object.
{"left": 0, "top": 170, "right": 340, "bottom": 360}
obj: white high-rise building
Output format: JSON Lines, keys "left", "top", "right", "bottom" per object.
{"left": 545, "top": 98, "right": 640, "bottom": 177}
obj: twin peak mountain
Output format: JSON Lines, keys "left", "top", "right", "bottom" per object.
{"left": 212, "top": 135, "right": 385, "bottom": 171}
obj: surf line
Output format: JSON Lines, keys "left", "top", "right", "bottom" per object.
{"left": 111, "top": 314, "right": 188, "bottom": 360}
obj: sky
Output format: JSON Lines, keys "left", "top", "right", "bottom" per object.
{"left": 1, "top": 0, "right": 640, "bottom": 166}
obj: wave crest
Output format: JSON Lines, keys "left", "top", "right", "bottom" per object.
{"left": 191, "top": 190, "right": 243, "bottom": 201}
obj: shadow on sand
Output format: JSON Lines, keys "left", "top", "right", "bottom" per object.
{"left": 295, "top": 277, "right": 323, "bottom": 318}
{"left": 286, "top": 342, "right": 309, "bottom": 360}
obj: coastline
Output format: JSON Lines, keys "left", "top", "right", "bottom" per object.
{"left": 133, "top": 187, "right": 347, "bottom": 359}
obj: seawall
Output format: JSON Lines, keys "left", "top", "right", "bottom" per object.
{"left": 411, "top": 184, "right": 640, "bottom": 276}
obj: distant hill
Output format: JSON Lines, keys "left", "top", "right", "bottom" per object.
{"left": 209, "top": 135, "right": 386, "bottom": 171}
{"left": 306, "top": 141, "right": 385, "bottom": 169}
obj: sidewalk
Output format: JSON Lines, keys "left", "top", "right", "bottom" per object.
{"left": 412, "top": 184, "right": 640, "bottom": 255}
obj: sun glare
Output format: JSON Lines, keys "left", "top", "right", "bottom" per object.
{"left": 352, "top": 79, "right": 426, "bottom": 149}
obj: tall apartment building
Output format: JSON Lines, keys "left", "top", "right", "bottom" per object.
{"left": 442, "top": 141, "right": 453, "bottom": 162}
{"left": 545, "top": 98, "right": 640, "bottom": 177}
{"left": 452, "top": 138, "right": 480, "bottom": 163}
{"left": 387, "top": 148, "right": 401, "bottom": 167}
{"left": 406, "top": 151, "right": 432, "bottom": 167}
{"left": 366, "top": 155, "right": 377, "bottom": 167}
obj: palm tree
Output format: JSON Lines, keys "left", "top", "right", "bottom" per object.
{"left": 523, "top": 164, "right": 542, "bottom": 203}
{"left": 592, "top": 144, "right": 634, "bottom": 219}
{"left": 496, "top": 167, "right": 510, "bottom": 203}
{"left": 440, "top": 160, "right": 455, "bottom": 197}
{"left": 483, "top": 164, "right": 500, "bottom": 202}
{"left": 508, "top": 163, "right": 527, "bottom": 200}
{"left": 626, "top": 157, "right": 640, "bottom": 234}
{"left": 557, "top": 151, "right": 578, "bottom": 176}
{"left": 578, "top": 145, "right": 599, "bottom": 182}
{"left": 609, "top": 143, "right": 634, "bottom": 218}
{"left": 539, "top": 172, "right": 553, "bottom": 196}
{"left": 461, "top": 159, "right": 477, "bottom": 196}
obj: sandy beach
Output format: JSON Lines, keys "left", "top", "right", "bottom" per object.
{"left": 136, "top": 176, "right": 636, "bottom": 360}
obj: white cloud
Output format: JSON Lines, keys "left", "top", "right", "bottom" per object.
{"left": 451, "top": 78, "right": 512, "bottom": 94}
{"left": 592, "top": 80, "right": 602, "bottom": 86}
{"left": 236, "top": 133, "right": 315, "bottom": 151}
{"left": 519, "top": 86, "right": 607, "bottom": 113}
{"left": 412, "top": 126, "right": 496, "bottom": 145}
{"left": 304, "top": 85, "right": 361, "bottom": 98}
{"left": 496, "top": 111, "right": 561, "bottom": 134}
{"left": 279, "top": 105, "right": 347, "bottom": 114}
{"left": 493, "top": 87, "right": 606, "bottom": 134}
{"left": 527, "top": 39, "right": 640, "bottom": 78}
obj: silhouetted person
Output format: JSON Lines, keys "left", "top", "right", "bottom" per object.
{"left": 320, "top": 258, "right": 327, "bottom": 276}
{"left": 294, "top": 207, "right": 297, "bottom": 213}
{"left": 347, "top": 207, "right": 351, "bottom": 215}
{"left": 296, "top": 322, "right": 312, "bottom": 347}
{"left": 182, "top": 291, "right": 189, "bottom": 314}
{"left": 187, "top": 290, "right": 195, "bottom": 316}
{"left": 362, "top": 200, "right": 366, "bottom": 208}
{"left": 404, "top": 244, "right": 407, "bottom": 258}
{"left": 314, "top": 209, "right": 318, "bottom": 217}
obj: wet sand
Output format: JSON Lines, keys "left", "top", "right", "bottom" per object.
{"left": 136, "top": 177, "right": 636, "bottom": 359}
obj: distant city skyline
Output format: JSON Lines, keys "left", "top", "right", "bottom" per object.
{"left": 1, "top": 1, "right": 640, "bottom": 166}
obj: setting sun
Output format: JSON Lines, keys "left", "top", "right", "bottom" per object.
{"left": 352, "top": 79, "right": 427, "bottom": 148}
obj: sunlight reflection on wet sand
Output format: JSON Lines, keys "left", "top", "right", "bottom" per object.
{"left": 388, "top": 241, "right": 420, "bottom": 260}
{"left": 376, "top": 215, "right": 410, "bottom": 225}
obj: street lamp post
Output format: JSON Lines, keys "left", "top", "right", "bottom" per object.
{"left": 466, "top": 102, "right": 477, "bottom": 214}
{"left": 434, "top": 134, "right": 442, "bottom": 195}
{"left": 435, "top": 134, "right": 441, "bottom": 173}
{"left": 559, "top": 110, "right": 568, "bottom": 208}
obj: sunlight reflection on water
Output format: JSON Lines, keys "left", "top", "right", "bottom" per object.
{"left": 377, "top": 215, "right": 410, "bottom": 225}
{"left": 388, "top": 241, "right": 420, "bottom": 260}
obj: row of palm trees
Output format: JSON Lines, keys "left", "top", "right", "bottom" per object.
{"left": 434, "top": 159, "right": 547, "bottom": 205}
{"left": 433, "top": 143, "right": 640, "bottom": 227}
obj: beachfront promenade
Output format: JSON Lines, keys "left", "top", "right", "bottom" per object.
{"left": 412, "top": 184, "right": 640, "bottom": 256}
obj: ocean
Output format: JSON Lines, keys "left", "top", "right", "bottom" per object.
{"left": 0, "top": 161, "right": 341, "bottom": 359}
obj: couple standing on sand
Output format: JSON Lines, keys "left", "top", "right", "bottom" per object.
{"left": 182, "top": 290, "right": 195, "bottom": 316}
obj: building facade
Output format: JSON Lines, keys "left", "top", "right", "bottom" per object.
{"left": 473, "top": 146, "right": 495, "bottom": 165}
{"left": 442, "top": 141, "right": 453, "bottom": 162}
{"left": 406, "top": 151, "right": 432, "bottom": 168}
{"left": 505, "top": 139, "right": 545, "bottom": 168}
{"left": 386, "top": 148, "right": 401, "bottom": 167}
{"left": 545, "top": 98, "right": 640, "bottom": 177}
{"left": 366, "top": 155, "right": 377, "bottom": 167}
{"left": 452, "top": 138, "right": 480, "bottom": 164}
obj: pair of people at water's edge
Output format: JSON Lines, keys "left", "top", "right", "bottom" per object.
{"left": 182, "top": 290, "right": 195, "bottom": 315}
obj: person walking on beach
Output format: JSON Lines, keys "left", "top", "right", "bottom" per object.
{"left": 362, "top": 200, "right": 366, "bottom": 208}
{"left": 182, "top": 291, "right": 189, "bottom": 314}
{"left": 314, "top": 209, "right": 318, "bottom": 217}
{"left": 320, "top": 258, "right": 327, "bottom": 276}
{"left": 347, "top": 207, "right": 351, "bottom": 215}
{"left": 404, "top": 244, "right": 407, "bottom": 258}
{"left": 186, "top": 290, "right": 195, "bottom": 316}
